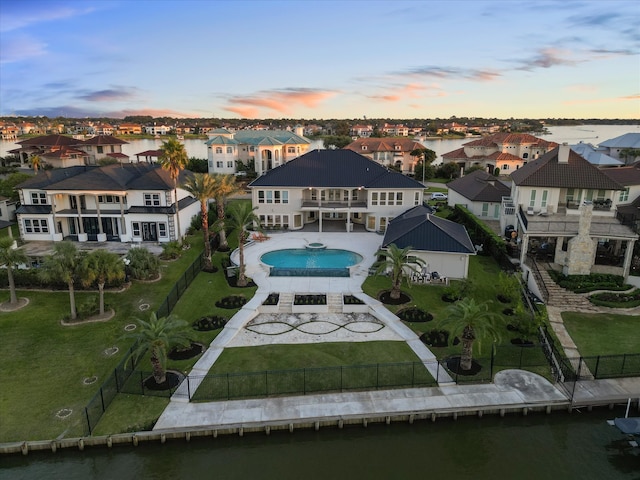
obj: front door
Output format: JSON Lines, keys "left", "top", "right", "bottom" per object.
{"left": 142, "top": 222, "right": 157, "bottom": 241}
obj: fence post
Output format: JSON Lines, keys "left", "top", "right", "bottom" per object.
{"left": 621, "top": 354, "right": 627, "bottom": 375}
{"left": 100, "top": 387, "right": 105, "bottom": 412}
{"left": 594, "top": 356, "right": 600, "bottom": 379}
{"left": 85, "top": 407, "right": 92, "bottom": 436}
{"left": 187, "top": 376, "right": 191, "bottom": 400}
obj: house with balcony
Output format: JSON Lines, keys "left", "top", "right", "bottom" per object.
{"left": 447, "top": 170, "right": 511, "bottom": 220}
{"left": 15, "top": 163, "right": 199, "bottom": 243}
{"left": 248, "top": 149, "right": 426, "bottom": 232}
{"left": 502, "top": 144, "right": 637, "bottom": 286}
{"left": 442, "top": 133, "right": 558, "bottom": 174}
{"left": 344, "top": 138, "right": 428, "bottom": 175}
{"left": 205, "top": 129, "right": 311, "bottom": 176}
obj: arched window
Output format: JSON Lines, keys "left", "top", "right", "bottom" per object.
{"left": 523, "top": 153, "right": 529, "bottom": 159}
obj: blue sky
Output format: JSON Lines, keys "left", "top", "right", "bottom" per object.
{"left": 1, "top": 0, "right": 638, "bottom": 119}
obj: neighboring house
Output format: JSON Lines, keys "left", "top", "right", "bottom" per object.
{"left": 442, "top": 133, "right": 558, "bottom": 174}
{"left": 447, "top": 170, "right": 511, "bottom": 220}
{"left": 503, "top": 144, "right": 637, "bottom": 285}
{"left": 206, "top": 129, "right": 311, "bottom": 176}
{"left": 116, "top": 123, "right": 143, "bottom": 135}
{"left": 598, "top": 133, "right": 640, "bottom": 164}
{"left": 570, "top": 142, "right": 623, "bottom": 167}
{"left": 381, "top": 123, "right": 409, "bottom": 137}
{"left": 0, "top": 195, "right": 18, "bottom": 223}
{"left": 344, "top": 138, "right": 428, "bottom": 175}
{"left": 602, "top": 164, "right": 640, "bottom": 233}
{"left": 248, "top": 149, "right": 426, "bottom": 233}
{"left": 350, "top": 125, "right": 374, "bottom": 138}
{"left": 11, "top": 134, "right": 130, "bottom": 168}
{"left": 381, "top": 204, "right": 475, "bottom": 279}
{"left": 0, "top": 122, "right": 19, "bottom": 140}
{"left": 15, "top": 163, "right": 199, "bottom": 243}
{"left": 144, "top": 125, "right": 171, "bottom": 136}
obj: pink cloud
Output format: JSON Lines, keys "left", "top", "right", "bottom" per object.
{"left": 109, "top": 108, "right": 199, "bottom": 119}
{"left": 224, "top": 88, "right": 336, "bottom": 117}
{"left": 223, "top": 106, "right": 261, "bottom": 118}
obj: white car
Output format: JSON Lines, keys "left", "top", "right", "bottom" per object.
{"left": 430, "top": 192, "right": 448, "bottom": 201}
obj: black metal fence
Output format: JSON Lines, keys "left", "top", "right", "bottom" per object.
{"left": 577, "top": 353, "right": 640, "bottom": 380}
{"left": 83, "top": 253, "right": 204, "bottom": 435}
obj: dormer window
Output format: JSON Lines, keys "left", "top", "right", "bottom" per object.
{"left": 362, "top": 145, "right": 367, "bottom": 151}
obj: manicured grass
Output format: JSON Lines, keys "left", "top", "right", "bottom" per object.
{"left": 91, "top": 395, "right": 169, "bottom": 436}
{"left": 562, "top": 312, "right": 640, "bottom": 357}
{"left": 428, "top": 178, "right": 450, "bottom": 184}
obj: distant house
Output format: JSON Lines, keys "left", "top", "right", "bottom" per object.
{"left": 15, "top": 163, "right": 199, "bottom": 243}
{"left": 570, "top": 142, "right": 623, "bottom": 167}
{"left": 116, "top": 123, "right": 143, "bottom": 135}
{"left": 504, "top": 144, "right": 637, "bottom": 283}
{"left": 349, "top": 125, "right": 374, "bottom": 138}
{"left": 381, "top": 204, "right": 475, "bottom": 279}
{"left": 0, "top": 195, "right": 18, "bottom": 223}
{"left": 598, "top": 133, "right": 640, "bottom": 164}
{"left": 79, "top": 135, "right": 129, "bottom": 164}
{"left": 206, "top": 129, "right": 311, "bottom": 176}
{"left": 381, "top": 123, "right": 409, "bottom": 137}
{"left": 442, "top": 133, "right": 557, "bottom": 174}
{"left": 447, "top": 170, "right": 511, "bottom": 220}
{"left": 603, "top": 164, "right": 640, "bottom": 233}
{"left": 248, "top": 149, "right": 425, "bottom": 232}
{"left": 344, "top": 138, "right": 427, "bottom": 175}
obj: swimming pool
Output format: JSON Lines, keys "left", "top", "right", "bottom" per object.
{"left": 261, "top": 248, "right": 363, "bottom": 277}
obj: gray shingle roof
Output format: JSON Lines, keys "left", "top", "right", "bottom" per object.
{"left": 382, "top": 205, "right": 475, "bottom": 254}
{"left": 509, "top": 146, "right": 624, "bottom": 190}
{"left": 447, "top": 170, "right": 511, "bottom": 202}
{"left": 248, "top": 149, "right": 425, "bottom": 189}
{"left": 234, "top": 130, "right": 310, "bottom": 146}
{"left": 599, "top": 133, "right": 640, "bottom": 149}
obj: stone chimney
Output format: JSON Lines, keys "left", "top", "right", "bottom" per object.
{"left": 564, "top": 202, "right": 595, "bottom": 275}
{"left": 558, "top": 143, "right": 570, "bottom": 164}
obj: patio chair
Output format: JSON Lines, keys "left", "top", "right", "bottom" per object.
{"left": 538, "top": 206, "right": 548, "bottom": 216}
{"left": 526, "top": 206, "right": 535, "bottom": 216}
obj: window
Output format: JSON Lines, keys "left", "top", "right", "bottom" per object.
{"left": 481, "top": 203, "right": 489, "bottom": 217}
{"left": 380, "top": 192, "right": 387, "bottom": 205}
{"left": 215, "top": 147, "right": 222, "bottom": 154}
{"left": 529, "top": 190, "right": 536, "bottom": 207}
{"left": 372, "top": 192, "right": 378, "bottom": 206}
{"left": 282, "top": 191, "right": 288, "bottom": 204}
{"left": 397, "top": 192, "right": 403, "bottom": 204}
{"left": 98, "top": 195, "right": 119, "bottom": 203}
{"left": 414, "top": 192, "right": 420, "bottom": 205}
{"left": 266, "top": 191, "right": 273, "bottom": 203}
{"left": 97, "top": 146, "right": 103, "bottom": 154}
{"left": 274, "top": 191, "right": 280, "bottom": 203}
{"left": 258, "top": 191, "right": 265, "bottom": 203}
{"left": 132, "top": 222, "right": 140, "bottom": 237}
{"left": 250, "top": 146, "right": 255, "bottom": 152}
{"left": 523, "top": 153, "right": 529, "bottom": 159}
{"left": 227, "top": 161, "right": 233, "bottom": 168}
{"left": 541, "top": 190, "right": 548, "bottom": 208}
{"left": 226, "top": 146, "right": 233, "bottom": 154}
{"left": 144, "top": 193, "right": 160, "bottom": 206}
{"left": 216, "top": 161, "right": 223, "bottom": 168}
{"left": 361, "top": 145, "right": 367, "bottom": 151}
{"left": 24, "top": 218, "right": 48, "bottom": 233}
{"left": 502, "top": 164, "right": 509, "bottom": 170}
{"left": 287, "top": 147, "right": 295, "bottom": 154}
{"left": 620, "top": 188, "right": 630, "bottom": 202}
{"left": 31, "top": 192, "right": 47, "bottom": 204}
{"left": 158, "top": 223, "right": 167, "bottom": 237}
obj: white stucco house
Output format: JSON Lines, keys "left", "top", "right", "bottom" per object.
{"left": 15, "top": 163, "right": 199, "bottom": 243}
{"left": 447, "top": 170, "right": 511, "bottom": 220}
{"left": 248, "top": 149, "right": 426, "bottom": 233}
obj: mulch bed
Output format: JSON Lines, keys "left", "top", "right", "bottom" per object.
{"left": 143, "top": 371, "right": 182, "bottom": 391}
{"left": 192, "top": 316, "right": 228, "bottom": 331}
{"left": 378, "top": 290, "right": 411, "bottom": 305}
{"left": 168, "top": 342, "right": 205, "bottom": 360}
{"left": 445, "top": 356, "right": 483, "bottom": 376}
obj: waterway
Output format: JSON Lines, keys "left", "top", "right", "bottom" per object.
{"left": 1, "top": 409, "right": 638, "bottom": 479}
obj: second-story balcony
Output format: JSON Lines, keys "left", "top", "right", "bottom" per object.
{"left": 502, "top": 196, "right": 515, "bottom": 215}
{"left": 566, "top": 199, "right": 612, "bottom": 211}
{"left": 301, "top": 200, "right": 367, "bottom": 209}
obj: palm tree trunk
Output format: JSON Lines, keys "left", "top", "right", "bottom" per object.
{"left": 98, "top": 282, "right": 105, "bottom": 315}
{"left": 7, "top": 266, "right": 18, "bottom": 304}
{"left": 174, "top": 187, "right": 182, "bottom": 240}
{"left": 391, "top": 276, "right": 401, "bottom": 299}
{"left": 460, "top": 337, "right": 474, "bottom": 371}
{"left": 238, "top": 237, "right": 246, "bottom": 287}
{"left": 217, "top": 199, "right": 228, "bottom": 249}
{"left": 150, "top": 352, "right": 166, "bottom": 384}
{"left": 68, "top": 280, "right": 77, "bottom": 320}
{"left": 201, "top": 201, "right": 212, "bottom": 270}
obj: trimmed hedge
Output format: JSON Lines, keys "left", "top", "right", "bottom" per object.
{"left": 0, "top": 268, "right": 124, "bottom": 290}
{"left": 589, "top": 289, "right": 640, "bottom": 308}
{"left": 547, "top": 270, "right": 629, "bottom": 293}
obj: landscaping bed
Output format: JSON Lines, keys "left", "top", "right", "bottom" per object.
{"left": 547, "top": 271, "right": 629, "bottom": 293}
{"left": 589, "top": 289, "right": 640, "bottom": 308}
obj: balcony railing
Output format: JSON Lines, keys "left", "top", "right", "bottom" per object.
{"left": 502, "top": 196, "right": 515, "bottom": 215}
{"left": 566, "top": 200, "right": 612, "bottom": 211}
{"left": 301, "top": 200, "right": 367, "bottom": 208}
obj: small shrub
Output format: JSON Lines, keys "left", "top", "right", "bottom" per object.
{"left": 420, "top": 329, "right": 449, "bottom": 347}
{"left": 215, "top": 295, "right": 247, "bottom": 309}
{"left": 126, "top": 247, "right": 160, "bottom": 280}
{"left": 160, "top": 241, "right": 182, "bottom": 260}
{"left": 263, "top": 293, "right": 279, "bottom": 306}
{"left": 343, "top": 295, "right": 365, "bottom": 305}
{"left": 589, "top": 289, "right": 640, "bottom": 308}
{"left": 294, "top": 294, "right": 326, "bottom": 305}
{"left": 192, "top": 316, "right": 228, "bottom": 331}
{"left": 397, "top": 307, "right": 433, "bottom": 323}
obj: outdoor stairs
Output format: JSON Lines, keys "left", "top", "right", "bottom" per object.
{"left": 537, "top": 265, "right": 601, "bottom": 312}
{"left": 278, "top": 293, "right": 294, "bottom": 313}
{"left": 327, "top": 293, "right": 343, "bottom": 313}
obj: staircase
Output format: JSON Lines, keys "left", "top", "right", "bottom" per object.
{"left": 277, "top": 293, "right": 294, "bottom": 313}
{"left": 536, "top": 265, "right": 600, "bottom": 312}
{"left": 327, "top": 293, "right": 343, "bottom": 313}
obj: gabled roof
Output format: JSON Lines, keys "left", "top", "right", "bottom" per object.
{"left": 209, "top": 128, "right": 233, "bottom": 135}
{"left": 81, "top": 135, "right": 128, "bottom": 145}
{"left": 248, "top": 149, "right": 425, "bottom": 189}
{"left": 204, "top": 135, "right": 240, "bottom": 146}
{"left": 463, "top": 132, "right": 557, "bottom": 149}
{"left": 382, "top": 205, "right": 475, "bottom": 254}
{"left": 571, "top": 143, "right": 623, "bottom": 166}
{"left": 17, "top": 163, "right": 186, "bottom": 192}
{"left": 447, "top": 170, "right": 511, "bottom": 202}
{"left": 344, "top": 138, "right": 426, "bottom": 153}
{"left": 16, "top": 134, "right": 78, "bottom": 147}
{"left": 509, "top": 146, "right": 624, "bottom": 190}
{"left": 233, "top": 130, "right": 310, "bottom": 146}
{"left": 599, "top": 133, "right": 640, "bottom": 149}
{"left": 602, "top": 164, "right": 640, "bottom": 187}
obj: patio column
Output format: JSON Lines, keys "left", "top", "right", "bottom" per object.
{"left": 623, "top": 239, "right": 636, "bottom": 280}
{"left": 119, "top": 196, "right": 127, "bottom": 238}
{"left": 319, "top": 209, "right": 323, "bottom": 232}
{"left": 95, "top": 194, "right": 106, "bottom": 241}
{"left": 49, "top": 194, "right": 63, "bottom": 241}
{"left": 554, "top": 238, "right": 564, "bottom": 265}
{"left": 76, "top": 195, "right": 87, "bottom": 242}
{"left": 519, "top": 233, "right": 529, "bottom": 266}
{"left": 346, "top": 208, "right": 352, "bottom": 232}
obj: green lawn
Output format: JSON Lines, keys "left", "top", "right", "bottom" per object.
{"left": 562, "top": 312, "right": 640, "bottom": 357}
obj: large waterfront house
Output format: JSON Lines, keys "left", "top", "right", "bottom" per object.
{"left": 344, "top": 138, "right": 428, "bottom": 175}
{"left": 205, "top": 128, "right": 311, "bottom": 176}
{"left": 501, "top": 144, "right": 637, "bottom": 287}
{"left": 381, "top": 204, "right": 476, "bottom": 279}
{"left": 248, "top": 149, "right": 426, "bottom": 233}
{"left": 442, "top": 133, "right": 558, "bottom": 174}
{"left": 15, "top": 163, "right": 199, "bottom": 243}
{"left": 11, "top": 134, "right": 130, "bottom": 168}
{"left": 597, "top": 133, "right": 640, "bottom": 164}
{"left": 446, "top": 170, "right": 511, "bottom": 221}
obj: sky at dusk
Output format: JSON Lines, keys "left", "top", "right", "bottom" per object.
{"left": 1, "top": 0, "right": 639, "bottom": 120}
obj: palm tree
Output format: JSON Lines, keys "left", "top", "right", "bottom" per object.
{"left": 81, "top": 249, "right": 125, "bottom": 315}
{"left": 440, "top": 298, "right": 502, "bottom": 371}
{"left": 182, "top": 173, "right": 217, "bottom": 270}
{"left": 226, "top": 202, "right": 260, "bottom": 287}
{"left": 372, "top": 244, "right": 424, "bottom": 300}
{"left": 40, "top": 241, "right": 82, "bottom": 320}
{"left": 211, "top": 174, "right": 242, "bottom": 251}
{"left": 0, "top": 237, "right": 28, "bottom": 306}
{"left": 30, "top": 155, "right": 42, "bottom": 174}
{"left": 126, "top": 313, "right": 192, "bottom": 384}
{"left": 159, "top": 138, "right": 188, "bottom": 240}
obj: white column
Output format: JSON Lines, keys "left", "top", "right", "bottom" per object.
{"left": 623, "top": 239, "right": 636, "bottom": 280}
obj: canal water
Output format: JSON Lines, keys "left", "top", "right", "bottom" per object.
{"left": 2, "top": 408, "right": 638, "bottom": 479}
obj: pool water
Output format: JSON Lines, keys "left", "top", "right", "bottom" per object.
{"left": 261, "top": 248, "right": 363, "bottom": 276}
